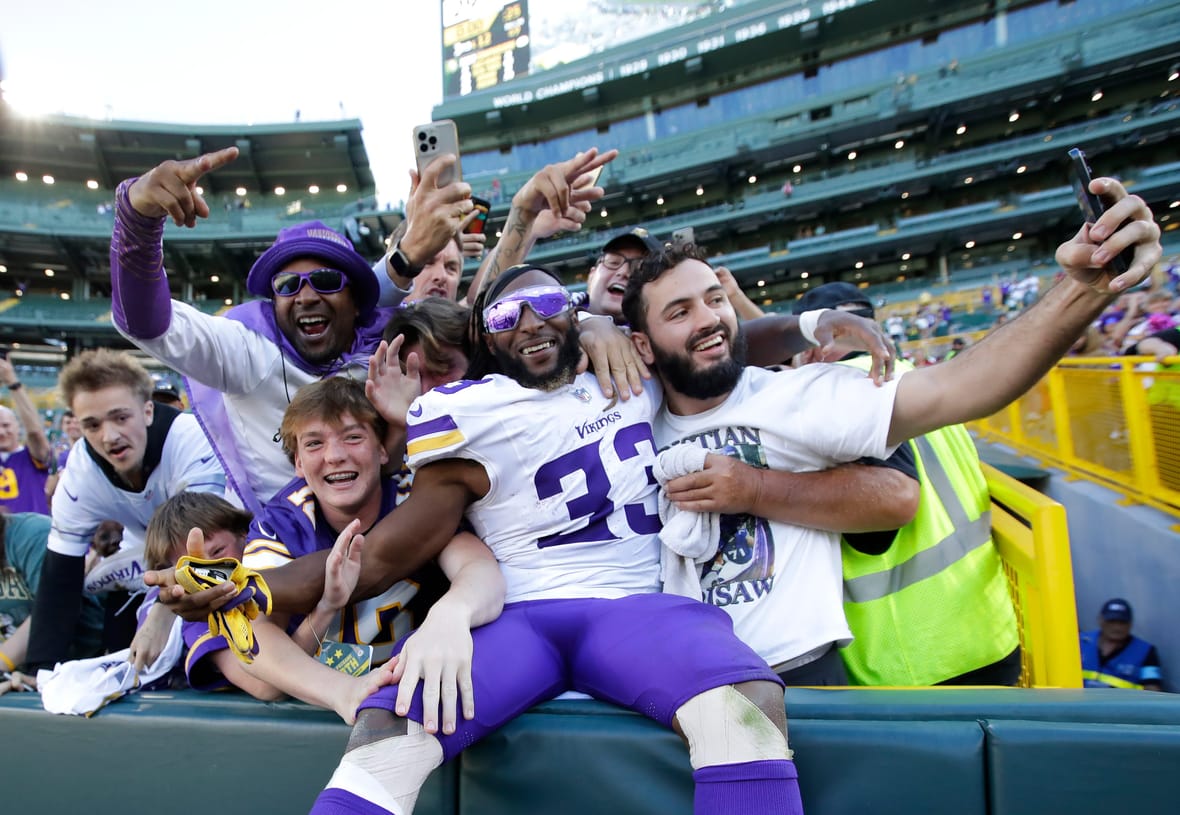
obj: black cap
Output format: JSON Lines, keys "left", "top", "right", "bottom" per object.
{"left": 152, "top": 380, "right": 181, "bottom": 401}
{"left": 602, "top": 227, "right": 663, "bottom": 257}
{"left": 1100, "top": 598, "right": 1133, "bottom": 622}
{"left": 792, "top": 282, "right": 874, "bottom": 315}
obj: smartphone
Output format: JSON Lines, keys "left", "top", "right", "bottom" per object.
{"left": 584, "top": 163, "right": 605, "bottom": 188}
{"left": 465, "top": 196, "right": 491, "bottom": 235}
{"left": 413, "top": 120, "right": 462, "bottom": 186}
{"left": 1068, "top": 147, "right": 1134, "bottom": 274}
{"left": 671, "top": 227, "right": 695, "bottom": 249}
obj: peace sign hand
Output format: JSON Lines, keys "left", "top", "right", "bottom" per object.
{"left": 128, "top": 146, "right": 240, "bottom": 228}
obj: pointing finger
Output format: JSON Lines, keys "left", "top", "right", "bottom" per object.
{"left": 177, "top": 146, "right": 240, "bottom": 184}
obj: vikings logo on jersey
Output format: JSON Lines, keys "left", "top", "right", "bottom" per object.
{"left": 701, "top": 443, "right": 775, "bottom": 607}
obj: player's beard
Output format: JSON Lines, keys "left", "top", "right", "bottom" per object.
{"left": 652, "top": 323, "right": 747, "bottom": 400}
{"left": 494, "top": 321, "right": 583, "bottom": 392}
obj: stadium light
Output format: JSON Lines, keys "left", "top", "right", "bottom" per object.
{"left": 0, "top": 265, "right": 6, "bottom": 273}
{"left": 748, "top": 175, "right": 757, "bottom": 184}
{"left": 600, "top": 208, "right": 608, "bottom": 217}
{"left": 275, "top": 186, "right": 286, "bottom": 196}
{"left": 1091, "top": 89, "right": 1103, "bottom": 102}
{"left": 792, "top": 164, "right": 802, "bottom": 173}
{"left": 964, "top": 176, "right": 974, "bottom": 184}
{"left": 44, "top": 269, "right": 55, "bottom": 277}
{"left": 1012, "top": 232, "right": 1023, "bottom": 240}
{"left": 656, "top": 196, "right": 665, "bottom": 206}
{"left": 854, "top": 261, "right": 864, "bottom": 269}
{"left": 224, "top": 298, "right": 233, "bottom": 305}
{"left": 1008, "top": 111, "right": 1019, "bottom": 123}
{"left": 847, "top": 151, "right": 857, "bottom": 161}
{"left": 308, "top": 185, "right": 320, "bottom": 194}
{"left": 757, "top": 280, "right": 765, "bottom": 287}
{"left": 195, "top": 186, "right": 204, "bottom": 196}
{"left": 901, "top": 252, "right": 911, "bottom": 260}
{"left": 210, "top": 275, "right": 220, "bottom": 283}
{"left": 15, "top": 172, "right": 28, "bottom": 182}
{"left": 901, "top": 191, "right": 910, "bottom": 199}
{"left": 1170, "top": 64, "right": 1179, "bottom": 82}
{"left": 894, "top": 140, "right": 904, "bottom": 149}
{"left": 337, "top": 184, "right": 348, "bottom": 193}
{"left": 42, "top": 175, "right": 55, "bottom": 185}
{"left": 695, "top": 185, "right": 704, "bottom": 196}
{"left": 965, "top": 240, "right": 976, "bottom": 249}
{"left": 235, "top": 187, "right": 247, "bottom": 197}
{"left": 800, "top": 272, "right": 809, "bottom": 279}
{"left": 86, "top": 179, "right": 99, "bottom": 190}
{"left": 1016, "top": 165, "right": 1027, "bottom": 174}
{"left": 1170, "top": 201, "right": 1179, "bottom": 209}
{"left": 60, "top": 292, "right": 70, "bottom": 301}
{"left": 956, "top": 124, "right": 967, "bottom": 135}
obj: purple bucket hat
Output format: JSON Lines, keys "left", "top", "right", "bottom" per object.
{"left": 245, "top": 221, "right": 378, "bottom": 318}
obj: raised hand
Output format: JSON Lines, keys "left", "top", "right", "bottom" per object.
{"left": 1055, "top": 177, "right": 1162, "bottom": 294}
{"left": 127, "top": 146, "right": 240, "bottom": 227}
{"left": 812, "top": 310, "right": 896, "bottom": 385}
{"left": 365, "top": 337, "right": 423, "bottom": 426}
{"left": 514, "top": 148, "right": 619, "bottom": 237}
{"left": 400, "top": 156, "right": 474, "bottom": 265}
{"left": 321, "top": 519, "right": 364, "bottom": 612}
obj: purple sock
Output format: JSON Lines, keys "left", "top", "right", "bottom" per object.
{"left": 308, "top": 788, "right": 394, "bottom": 815}
{"left": 693, "top": 758, "right": 803, "bottom": 815}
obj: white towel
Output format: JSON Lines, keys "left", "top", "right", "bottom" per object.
{"left": 652, "top": 446, "right": 720, "bottom": 600}
{"left": 38, "top": 616, "right": 183, "bottom": 716}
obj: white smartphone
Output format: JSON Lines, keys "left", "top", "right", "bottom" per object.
{"left": 412, "top": 120, "right": 462, "bottom": 186}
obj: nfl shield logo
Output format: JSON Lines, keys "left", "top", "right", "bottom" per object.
{"left": 572, "top": 387, "right": 592, "bottom": 403}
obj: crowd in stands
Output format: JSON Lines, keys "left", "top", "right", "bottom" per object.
{"left": 0, "top": 139, "right": 1168, "bottom": 814}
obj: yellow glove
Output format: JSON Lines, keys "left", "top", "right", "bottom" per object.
{"left": 174, "top": 556, "right": 273, "bottom": 664}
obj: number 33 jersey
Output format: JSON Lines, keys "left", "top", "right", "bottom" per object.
{"left": 406, "top": 373, "right": 664, "bottom": 603}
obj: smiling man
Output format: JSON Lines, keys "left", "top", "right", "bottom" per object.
{"left": 109, "top": 148, "right": 477, "bottom": 514}
{"left": 177, "top": 377, "right": 492, "bottom": 714}
{"left": 622, "top": 177, "right": 1161, "bottom": 683}
{"left": 22, "top": 349, "right": 225, "bottom": 674}
{"left": 246, "top": 264, "right": 804, "bottom": 815}
{"left": 401, "top": 237, "right": 464, "bottom": 305}
{"left": 584, "top": 227, "right": 662, "bottom": 322}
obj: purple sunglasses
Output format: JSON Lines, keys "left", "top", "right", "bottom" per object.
{"left": 483, "top": 285, "right": 573, "bottom": 333}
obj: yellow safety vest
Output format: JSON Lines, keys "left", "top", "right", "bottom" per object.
{"left": 838, "top": 357, "right": 1020, "bottom": 685}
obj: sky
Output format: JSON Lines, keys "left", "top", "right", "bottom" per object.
{"left": 0, "top": 0, "right": 445, "bottom": 206}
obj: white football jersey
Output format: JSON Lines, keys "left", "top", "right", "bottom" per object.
{"left": 406, "top": 373, "right": 663, "bottom": 603}
{"left": 49, "top": 412, "right": 226, "bottom": 559}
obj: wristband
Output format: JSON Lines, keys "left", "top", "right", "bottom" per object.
{"left": 0, "top": 651, "right": 15, "bottom": 671}
{"left": 798, "top": 309, "right": 830, "bottom": 346}
{"left": 6, "top": 381, "right": 22, "bottom": 391}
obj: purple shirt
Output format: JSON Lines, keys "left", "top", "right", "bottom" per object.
{"left": 0, "top": 447, "right": 50, "bottom": 515}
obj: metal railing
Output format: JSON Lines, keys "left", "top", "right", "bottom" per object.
{"left": 970, "top": 357, "right": 1180, "bottom": 523}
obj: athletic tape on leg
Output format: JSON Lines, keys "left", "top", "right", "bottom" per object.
{"left": 324, "top": 721, "right": 444, "bottom": 815}
{"left": 676, "top": 685, "right": 793, "bottom": 768}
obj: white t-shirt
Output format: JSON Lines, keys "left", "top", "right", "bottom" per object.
{"left": 653, "top": 364, "right": 900, "bottom": 668}
{"left": 406, "top": 372, "right": 663, "bottom": 603}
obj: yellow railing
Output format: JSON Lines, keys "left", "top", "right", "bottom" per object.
{"left": 970, "top": 356, "right": 1180, "bottom": 523}
{"left": 898, "top": 329, "right": 989, "bottom": 362}
{"left": 984, "top": 463, "right": 1080, "bottom": 688}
